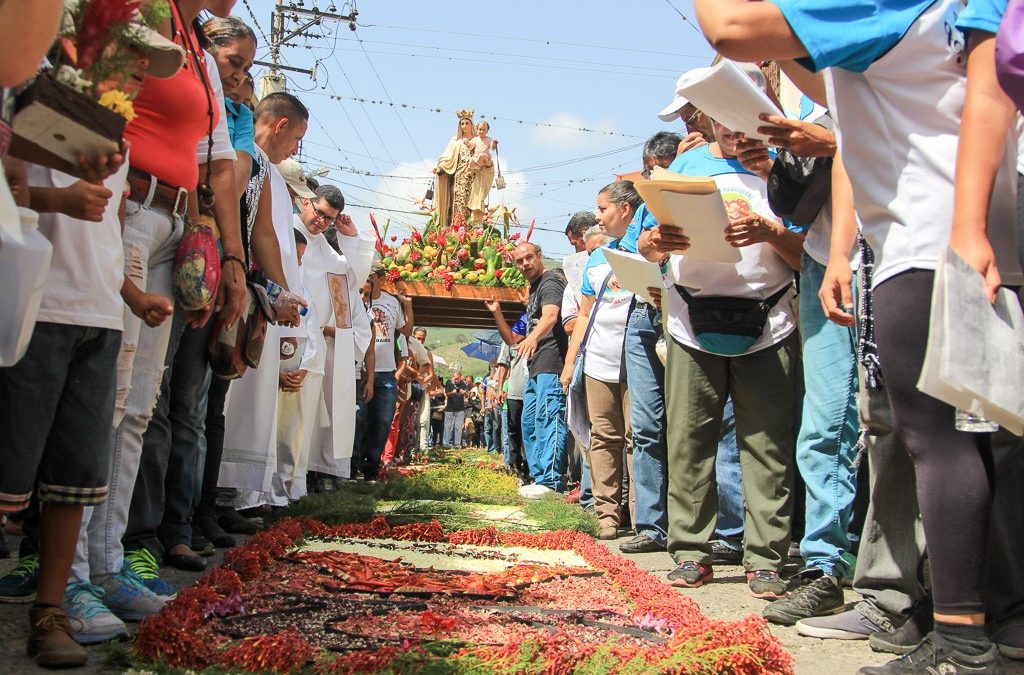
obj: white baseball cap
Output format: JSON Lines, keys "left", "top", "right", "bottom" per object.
{"left": 657, "top": 73, "right": 692, "bottom": 122}
{"left": 277, "top": 159, "right": 317, "bottom": 199}
{"left": 657, "top": 62, "right": 768, "bottom": 123}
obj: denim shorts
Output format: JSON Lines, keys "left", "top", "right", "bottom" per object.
{"left": 0, "top": 322, "right": 121, "bottom": 511}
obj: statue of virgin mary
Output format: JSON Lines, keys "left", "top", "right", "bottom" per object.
{"left": 433, "top": 109, "right": 475, "bottom": 228}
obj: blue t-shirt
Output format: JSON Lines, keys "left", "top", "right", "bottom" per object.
{"left": 225, "top": 99, "right": 256, "bottom": 158}
{"left": 636, "top": 146, "right": 802, "bottom": 234}
{"left": 618, "top": 205, "right": 648, "bottom": 254}
{"left": 770, "top": 0, "right": 935, "bottom": 73}
{"left": 956, "top": 0, "right": 1005, "bottom": 34}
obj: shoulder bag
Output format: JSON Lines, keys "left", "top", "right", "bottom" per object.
{"left": 569, "top": 270, "right": 614, "bottom": 393}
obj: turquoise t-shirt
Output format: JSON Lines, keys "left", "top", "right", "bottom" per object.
{"left": 956, "top": 0, "right": 1005, "bottom": 34}
{"left": 225, "top": 99, "right": 256, "bottom": 158}
{"left": 769, "top": 0, "right": 936, "bottom": 73}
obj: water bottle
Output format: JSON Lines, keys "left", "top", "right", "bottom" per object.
{"left": 265, "top": 280, "right": 307, "bottom": 316}
{"left": 955, "top": 409, "right": 999, "bottom": 433}
{"left": 0, "top": 207, "right": 53, "bottom": 365}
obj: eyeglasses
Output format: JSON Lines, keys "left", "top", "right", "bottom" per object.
{"left": 683, "top": 109, "right": 702, "bottom": 131}
{"left": 312, "top": 205, "right": 339, "bottom": 225}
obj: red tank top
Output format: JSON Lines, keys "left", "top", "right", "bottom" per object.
{"left": 123, "top": 2, "right": 219, "bottom": 190}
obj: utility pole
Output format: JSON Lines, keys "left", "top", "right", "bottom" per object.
{"left": 255, "top": 1, "right": 359, "bottom": 96}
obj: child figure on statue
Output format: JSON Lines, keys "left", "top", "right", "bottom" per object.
{"left": 466, "top": 121, "right": 498, "bottom": 224}
{"left": 467, "top": 121, "right": 497, "bottom": 170}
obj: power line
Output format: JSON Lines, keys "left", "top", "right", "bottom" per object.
{"left": 330, "top": 51, "right": 402, "bottom": 169}
{"left": 353, "top": 32, "right": 428, "bottom": 164}
{"left": 240, "top": 0, "right": 271, "bottom": 46}
{"left": 354, "top": 21, "right": 708, "bottom": 59}
{"left": 308, "top": 44, "right": 674, "bottom": 80}
{"left": 304, "top": 90, "right": 640, "bottom": 138}
{"left": 662, "top": 0, "right": 705, "bottom": 35}
{"left": 299, "top": 36, "right": 683, "bottom": 75}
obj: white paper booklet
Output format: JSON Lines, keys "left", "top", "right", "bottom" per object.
{"left": 917, "top": 247, "right": 1024, "bottom": 435}
{"left": 634, "top": 168, "right": 742, "bottom": 264}
{"left": 603, "top": 248, "right": 664, "bottom": 305}
{"left": 676, "top": 60, "right": 783, "bottom": 142}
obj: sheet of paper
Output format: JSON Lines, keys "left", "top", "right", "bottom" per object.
{"left": 676, "top": 59, "right": 783, "bottom": 142}
{"left": 917, "top": 248, "right": 1024, "bottom": 434}
{"left": 634, "top": 179, "right": 742, "bottom": 264}
{"left": 602, "top": 248, "right": 664, "bottom": 304}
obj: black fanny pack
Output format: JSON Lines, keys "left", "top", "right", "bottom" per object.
{"left": 675, "top": 285, "right": 791, "bottom": 356}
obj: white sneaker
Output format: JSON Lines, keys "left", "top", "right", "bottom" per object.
{"left": 518, "top": 484, "right": 555, "bottom": 500}
{"left": 63, "top": 581, "right": 128, "bottom": 644}
{"left": 96, "top": 567, "right": 167, "bottom": 621}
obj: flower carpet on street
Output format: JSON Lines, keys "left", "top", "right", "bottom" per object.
{"left": 131, "top": 515, "right": 793, "bottom": 674}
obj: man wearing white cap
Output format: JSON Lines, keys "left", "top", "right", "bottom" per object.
{"left": 657, "top": 74, "right": 717, "bottom": 157}
{"left": 637, "top": 62, "right": 805, "bottom": 601}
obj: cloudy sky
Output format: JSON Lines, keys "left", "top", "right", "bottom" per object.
{"left": 239, "top": 0, "right": 714, "bottom": 258}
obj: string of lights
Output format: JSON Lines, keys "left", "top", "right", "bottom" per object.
{"left": 306, "top": 92, "right": 641, "bottom": 139}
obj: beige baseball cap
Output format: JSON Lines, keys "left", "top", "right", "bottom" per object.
{"left": 277, "top": 159, "right": 317, "bottom": 199}
{"left": 124, "top": 19, "right": 186, "bottom": 79}
{"left": 61, "top": 1, "right": 185, "bottom": 79}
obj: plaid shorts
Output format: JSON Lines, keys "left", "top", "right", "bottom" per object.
{"left": 0, "top": 323, "right": 121, "bottom": 512}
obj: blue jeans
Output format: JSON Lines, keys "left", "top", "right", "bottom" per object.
{"left": 624, "top": 302, "right": 667, "bottom": 544}
{"left": 580, "top": 442, "right": 594, "bottom": 511}
{"left": 125, "top": 313, "right": 213, "bottom": 552}
{"left": 522, "top": 373, "right": 568, "bottom": 490}
{"left": 797, "top": 254, "right": 860, "bottom": 576}
{"left": 714, "top": 398, "right": 744, "bottom": 543}
{"left": 353, "top": 371, "right": 398, "bottom": 479}
{"left": 485, "top": 409, "right": 502, "bottom": 453}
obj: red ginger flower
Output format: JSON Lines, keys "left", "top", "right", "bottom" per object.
{"left": 77, "top": 0, "right": 142, "bottom": 69}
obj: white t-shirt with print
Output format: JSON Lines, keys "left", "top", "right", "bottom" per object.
{"left": 660, "top": 147, "right": 798, "bottom": 355}
{"left": 825, "top": 0, "right": 1022, "bottom": 287}
{"left": 369, "top": 291, "right": 405, "bottom": 373}
{"left": 580, "top": 247, "right": 632, "bottom": 382}
{"left": 31, "top": 162, "right": 128, "bottom": 331}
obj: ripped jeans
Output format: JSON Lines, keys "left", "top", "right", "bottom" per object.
{"left": 72, "top": 197, "right": 181, "bottom": 582}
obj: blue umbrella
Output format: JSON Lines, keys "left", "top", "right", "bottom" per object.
{"left": 461, "top": 339, "right": 502, "bottom": 363}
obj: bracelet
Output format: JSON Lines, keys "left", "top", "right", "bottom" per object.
{"left": 222, "top": 255, "right": 246, "bottom": 273}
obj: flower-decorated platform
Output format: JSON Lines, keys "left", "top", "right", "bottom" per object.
{"left": 131, "top": 514, "right": 793, "bottom": 674}
{"left": 380, "top": 279, "right": 525, "bottom": 330}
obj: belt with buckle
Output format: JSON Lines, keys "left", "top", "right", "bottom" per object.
{"left": 126, "top": 169, "right": 189, "bottom": 219}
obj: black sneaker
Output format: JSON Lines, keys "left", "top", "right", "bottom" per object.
{"left": 762, "top": 569, "right": 844, "bottom": 625}
{"left": 870, "top": 598, "right": 933, "bottom": 655}
{"left": 619, "top": 534, "right": 665, "bottom": 554}
{"left": 190, "top": 525, "right": 215, "bottom": 556}
{"left": 194, "top": 513, "right": 236, "bottom": 549}
{"left": 858, "top": 632, "right": 1002, "bottom": 674}
{"left": 667, "top": 561, "right": 713, "bottom": 588}
{"left": 747, "top": 570, "right": 787, "bottom": 600}
{"left": 217, "top": 507, "right": 260, "bottom": 535}
{"left": 711, "top": 539, "right": 743, "bottom": 565}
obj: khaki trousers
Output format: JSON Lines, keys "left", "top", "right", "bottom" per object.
{"left": 665, "top": 333, "right": 799, "bottom": 571}
{"left": 584, "top": 376, "right": 632, "bottom": 528}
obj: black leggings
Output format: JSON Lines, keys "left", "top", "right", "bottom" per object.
{"left": 873, "top": 269, "right": 994, "bottom": 616}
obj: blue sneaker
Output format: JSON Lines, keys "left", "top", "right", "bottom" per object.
{"left": 96, "top": 567, "right": 166, "bottom": 622}
{"left": 123, "top": 548, "right": 175, "bottom": 598}
{"left": 0, "top": 553, "right": 39, "bottom": 603}
{"left": 63, "top": 581, "right": 128, "bottom": 644}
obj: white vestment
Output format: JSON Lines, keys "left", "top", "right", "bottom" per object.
{"left": 304, "top": 228, "right": 375, "bottom": 478}
{"left": 218, "top": 153, "right": 300, "bottom": 497}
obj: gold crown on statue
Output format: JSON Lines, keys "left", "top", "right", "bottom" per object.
{"left": 456, "top": 108, "right": 475, "bottom": 120}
